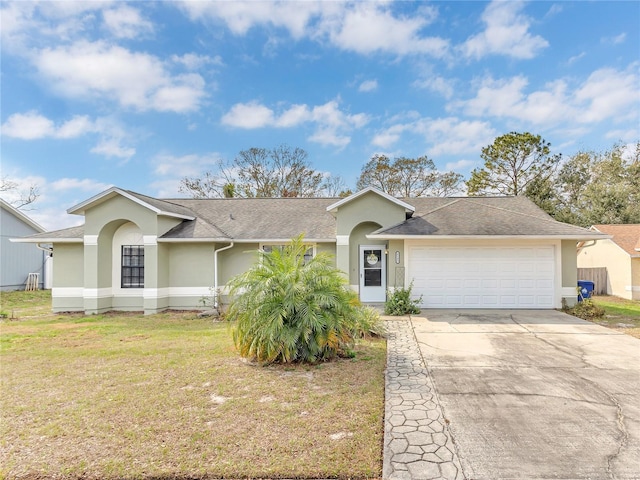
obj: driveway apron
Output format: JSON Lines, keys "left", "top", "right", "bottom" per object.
{"left": 409, "top": 310, "right": 640, "bottom": 480}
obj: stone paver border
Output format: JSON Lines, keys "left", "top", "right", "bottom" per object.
{"left": 383, "top": 318, "right": 464, "bottom": 480}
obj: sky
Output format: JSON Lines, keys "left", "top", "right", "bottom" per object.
{"left": 1, "top": 0, "right": 639, "bottom": 231}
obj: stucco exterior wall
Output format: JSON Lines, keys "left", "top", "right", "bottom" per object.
{"left": 577, "top": 239, "right": 632, "bottom": 300}
{"left": 333, "top": 191, "right": 407, "bottom": 294}
{"left": 561, "top": 240, "right": 578, "bottom": 307}
{"left": 51, "top": 243, "right": 84, "bottom": 312}
{"left": 632, "top": 258, "right": 640, "bottom": 300}
{"left": 169, "top": 243, "right": 215, "bottom": 287}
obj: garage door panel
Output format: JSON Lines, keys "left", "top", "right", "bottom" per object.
{"left": 409, "top": 246, "right": 555, "bottom": 309}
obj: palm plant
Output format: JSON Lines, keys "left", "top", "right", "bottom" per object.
{"left": 227, "top": 234, "right": 360, "bottom": 363}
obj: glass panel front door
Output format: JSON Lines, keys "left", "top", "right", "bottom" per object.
{"left": 359, "top": 246, "right": 386, "bottom": 302}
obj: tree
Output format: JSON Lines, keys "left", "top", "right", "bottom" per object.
{"left": 467, "top": 132, "right": 561, "bottom": 196}
{"left": 180, "top": 145, "right": 325, "bottom": 198}
{"left": 356, "top": 154, "right": 462, "bottom": 197}
{"left": 226, "top": 235, "right": 361, "bottom": 363}
{"left": 532, "top": 143, "right": 640, "bottom": 226}
{"left": 0, "top": 176, "right": 39, "bottom": 209}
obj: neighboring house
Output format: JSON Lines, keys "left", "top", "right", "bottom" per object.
{"left": 577, "top": 224, "right": 640, "bottom": 300}
{"left": 14, "top": 186, "right": 607, "bottom": 314}
{"left": 1, "top": 198, "right": 50, "bottom": 291}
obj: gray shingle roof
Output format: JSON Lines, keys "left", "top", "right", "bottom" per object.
{"left": 18, "top": 189, "right": 605, "bottom": 243}
{"left": 164, "top": 197, "right": 338, "bottom": 241}
{"left": 374, "top": 196, "right": 601, "bottom": 237}
{"left": 17, "top": 225, "right": 84, "bottom": 241}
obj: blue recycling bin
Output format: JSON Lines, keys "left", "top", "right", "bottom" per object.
{"left": 577, "top": 280, "right": 595, "bottom": 302}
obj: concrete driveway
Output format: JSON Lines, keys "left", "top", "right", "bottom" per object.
{"left": 412, "top": 310, "right": 640, "bottom": 480}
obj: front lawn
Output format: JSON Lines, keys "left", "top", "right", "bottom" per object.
{"left": 0, "top": 293, "right": 386, "bottom": 479}
{"left": 587, "top": 295, "right": 640, "bottom": 339}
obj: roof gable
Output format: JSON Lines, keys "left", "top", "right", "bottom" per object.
{"left": 592, "top": 224, "right": 640, "bottom": 256}
{"left": 326, "top": 186, "right": 414, "bottom": 214}
{"left": 67, "top": 187, "right": 195, "bottom": 220}
{"left": 0, "top": 198, "right": 45, "bottom": 233}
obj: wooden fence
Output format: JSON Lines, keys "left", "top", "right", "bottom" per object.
{"left": 577, "top": 267, "right": 608, "bottom": 295}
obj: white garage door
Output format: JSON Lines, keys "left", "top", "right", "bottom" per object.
{"left": 408, "top": 245, "right": 556, "bottom": 308}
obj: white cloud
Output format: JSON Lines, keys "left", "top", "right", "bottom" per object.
{"left": 602, "top": 32, "right": 626, "bottom": 45}
{"left": 358, "top": 79, "right": 378, "bottom": 93}
{"left": 413, "top": 75, "right": 455, "bottom": 99}
{"left": 372, "top": 116, "right": 495, "bottom": 156}
{"left": 1, "top": 111, "right": 56, "bottom": 139}
{"left": 152, "top": 152, "right": 224, "bottom": 178}
{"left": 567, "top": 52, "right": 586, "bottom": 65}
{"left": 102, "top": 5, "right": 153, "bottom": 39}
{"left": 456, "top": 65, "right": 640, "bottom": 127}
{"left": 461, "top": 1, "right": 548, "bottom": 59}
{"left": 171, "top": 53, "right": 224, "bottom": 70}
{"left": 179, "top": 1, "right": 325, "bottom": 38}
{"left": 2, "top": 111, "right": 101, "bottom": 139}
{"left": 445, "top": 159, "right": 476, "bottom": 172}
{"left": 574, "top": 66, "right": 640, "bottom": 123}
{"left": 90, "top": 138, "right": 135, "bottom": 160}
{"left": 50, "top": 178, "right": 112, "bottom": 192}
{"left": 324, "top": 3, "right": 447, "bottom": 57}
{"left": 180, "top": 1, "right": 448, "bottom": 58}
{"left": 1, "top": 111, "right": 136, "bottom": 160}
{"left": 32, "top": 41, "right": 207, "bottom": 113}
{"left": 221, "top": 99, "right": 369, "bottom": 147}
{"left": 418, "top": 117, "right": 496, "bottom": 156}
{"left": 372, "top": 124, "right": 408, "bottom": 149}
{"left": 221, "top": 102, "right": 276, "bottom": 129}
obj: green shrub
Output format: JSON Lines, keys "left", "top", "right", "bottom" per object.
{"left": 568, "top": 298, "right": 606, "bottom": 320}
{"left": 352, "top": 305, "right": 386, "bottom": 338}
{"left": 227, "top": 235, "right": 359, "bottom": 364}
{"left": 384, "top": 283, "right": 423, "bottom": 316}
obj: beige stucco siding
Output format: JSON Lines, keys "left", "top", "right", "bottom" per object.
{"left": 348, "top": 222, "right": 387, "bottom": 285}
{"left": 335, "top": 191, "right": 406, "bottom": 235}
{"left": 84, "top": 196, "right": 157, "bottom": 235}
{"left": 51, "top": 243, "right": 84, "bottom": 312}
{"left": 632, "top": 258, "right": 640, "bottom": 300}
{"left": 333, "top": 191, "right": 407, "bottom": 290}
{"left": 388, "top": 239, "right": 406, "bottom": 289}
{"left": 169, "top": 243, "right": 215, "bottom": 287}
{"left": 52, "top": 244, "right": 84, "bottom": 288}
{"left": 577, "top": 239, "right": 633, "bottom": 300}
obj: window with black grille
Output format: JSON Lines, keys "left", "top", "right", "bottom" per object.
{"left": 121, "top": 245, "right": 144, "bottom": 288}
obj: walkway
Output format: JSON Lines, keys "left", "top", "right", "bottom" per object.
{"left": 383, "top": 318, "right": 464, "bottom": 480}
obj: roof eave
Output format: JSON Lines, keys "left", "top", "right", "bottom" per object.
{"left": 67, "top": 187, "right": 195, "bottom": 221}
{"left": 10, "top": 237, "right": 83, "bottom": 244}
{"left": 367, "top": 234, "right": 613, "bottom": 241}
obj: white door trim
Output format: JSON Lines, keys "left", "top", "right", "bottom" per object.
{"left": 359, "top": 245, "right": 386, "bottom": 302}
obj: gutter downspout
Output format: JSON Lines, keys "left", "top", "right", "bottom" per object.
{"left": 213, "top": 242, "right": 234, "bottom": 309}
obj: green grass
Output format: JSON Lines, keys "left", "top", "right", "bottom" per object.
{"left": 0, "top": 292, "right": 386, "bottom": 479}
{"left": 590, "top": 295, "right": 640, "bottom": 339}
{"left": 0, "top": 289, "right": 52, "bottom": 317}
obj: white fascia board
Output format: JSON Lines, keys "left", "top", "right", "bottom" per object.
{"left": 157, "top": 237, "right": 230, "bottom": 243}
{"left": 10, "top": 237, "right": 82, "bottom": 243}
{"left": 367, "top": 234, "right": 614, "bottom": 241}
{"left": 230, "top": 238, "right": 337, "bottom": 243}
{"left": 326, "top": 186, "right": 415, "bottom": 214}
{"left": 158, "top": 237, "right": 336, "bottom": 243}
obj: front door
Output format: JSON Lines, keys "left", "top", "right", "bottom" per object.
{"left": 359, "top": 245, "right": 386, "bottom": 302}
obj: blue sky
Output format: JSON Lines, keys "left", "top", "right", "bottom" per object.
{"left": 1, "top": 1, "right": 639, "bottom": 230}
